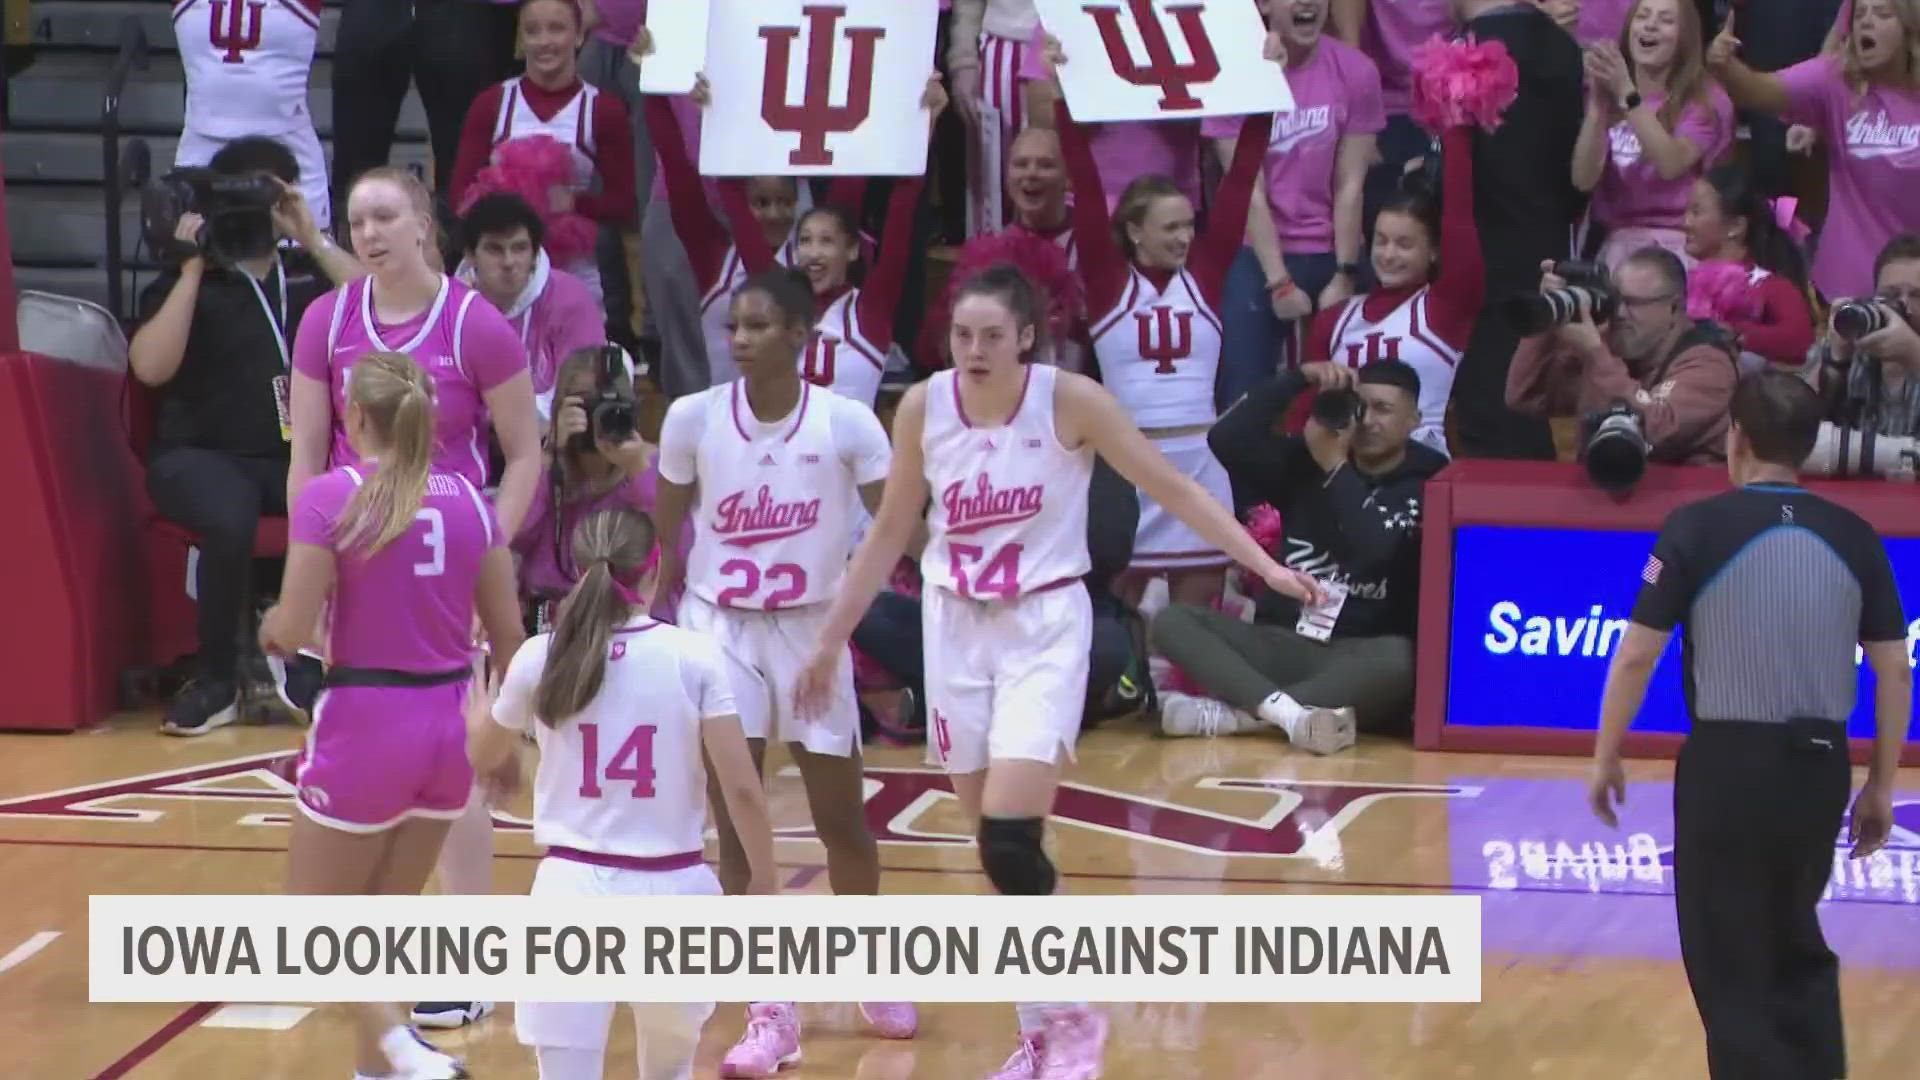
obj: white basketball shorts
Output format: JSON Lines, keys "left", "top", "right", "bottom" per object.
{"left": 922, "top": 582, "right": 1092, "bottom": 775}
{"left": 514, "top": 857, "right": 720, "bottom": 1056}
{"left": 678, "top": 595, "right": 860, "bottom": 758}
{"left": 1132, "top": 431, "right": 1234, "bottom": 571}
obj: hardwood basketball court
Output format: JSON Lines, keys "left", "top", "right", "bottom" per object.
{"left": 4, "top": 716, "right": 1918, "bottom": 1078}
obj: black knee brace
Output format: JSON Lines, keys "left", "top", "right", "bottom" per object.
{"left": 978, "top": 816, "right": 1055, "bottom": 895}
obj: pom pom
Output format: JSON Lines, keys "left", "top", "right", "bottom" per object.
{"left": 1686, "top": 260, "right": 1763, "bottom": 324}
{"left": 456, "top": 135, "right": 599, "bottom": 267}
{"left": 1408, "top": 34, "right": 1520, "bottom": 134}
{"left": 1245, "top": 503, "right": 1283, "bottom": 552}
{"left": 919, "top": 228, "right": 1086, "bottom": 369}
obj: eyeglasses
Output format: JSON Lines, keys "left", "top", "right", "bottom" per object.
{"left": 1615, "top": 292, "right": 1680, "bottom": 309}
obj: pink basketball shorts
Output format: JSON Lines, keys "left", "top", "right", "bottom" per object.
{"left": 295, "top": 683, "right": 474, "bottom": 832}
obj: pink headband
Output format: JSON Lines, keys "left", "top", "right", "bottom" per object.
{"left": 605, "top": 545, "right": 660, "bottom": 608}
{"left": 1771, "top": 197, "right": 1811, "bottom": 244}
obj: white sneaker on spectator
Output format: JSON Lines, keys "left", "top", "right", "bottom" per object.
{"left": 1158, "top": 693, "right": 1262, "bottom": 738}
{"left": 1290, "top": 706, "right": 1358, "bottom": 755}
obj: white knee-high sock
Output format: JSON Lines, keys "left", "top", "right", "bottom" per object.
{"left": 534, "top": 1044, "right": 605, "bottom": 1080}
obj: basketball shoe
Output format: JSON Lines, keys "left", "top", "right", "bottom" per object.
{"left": 410, "top": 1001, "right": 494, "bottom": 1029}
{"left": 986, "top": 1031, "right": 1045, "bottom": 1078}
{"left": 859, "top": 1001, "right": 919, "bottom": 1039}
{"left": 720, "top": 1002, "right": 802, "bottom": 1077}
{"left": 1035, "top": 1005, "right": 1107, "bottom": 1079}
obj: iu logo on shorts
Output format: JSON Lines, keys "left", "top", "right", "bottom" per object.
{"left": 1343, "top": 331, "right": 1402, "bottom": 368}
{"left": 1136, "top": 306, "right": 1194, "bottom": 374}
{"left": 209, "top": 0, "right": 266, "bottom": 64}
{"left": 1087, "top": 0, "right": 1221, "bottom": 111}
{"left": 760, "top": 5, "right": 887, "bottom": 168}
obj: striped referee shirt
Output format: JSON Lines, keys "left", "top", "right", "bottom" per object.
{"left": 1631, "top": 483, "right": 1907, "bottom": 724}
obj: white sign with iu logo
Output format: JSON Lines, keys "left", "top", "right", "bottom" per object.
{"left": 1037, "top": 0, "right": 1294, "bottom": 123}
{"left": 698, "top": 0, "right": 941, "bottom": 177}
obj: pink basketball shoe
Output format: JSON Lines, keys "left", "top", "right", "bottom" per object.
{"left": 1036, "top": 1006, "right": 1107, "bottom": 1080}
{"left": 985, "top": 1031, "right": 1044, "bottom": 1079}
{"left": 859, "top": 1001, "right": 920, "bottom": 1039}
{"left": 719, "top": 1003, "right": 801, "bottom": 1077}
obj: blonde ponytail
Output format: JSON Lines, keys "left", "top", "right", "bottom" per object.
{"left": 336, "top": 351, "right": 438, "bottom": 554}
{"left": 533, "top": 509, "right": 659, "bottom": 725}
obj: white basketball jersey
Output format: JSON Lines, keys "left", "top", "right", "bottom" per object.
{"left": 803, "top": 289, "right": 887, "bottom": 408}
{"left": 1089, "top": 267, "right": 1223, "bottom": 429}
{"left": 671, "top": 381, "right": 888, "bottom": 611}
{"left": 490, "top": 78, "right": 599, "bottom": 191}
{"left": 700, "top": 238, "right": 797, "bottom": 387}
{"left": 174, "top": 0, "right": 321, "bottom": 137}
{"left": 920, "top": 365, "right": 1093, "bottom": 599}
{"left": 517, "top": 623, "right": 735, "bottom": 860}
{"left": 1327, "top": 288, "right": 1461, "bottom": 454}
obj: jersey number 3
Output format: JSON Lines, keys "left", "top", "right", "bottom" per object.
{"left": 578, "top": 722, "right": 658, "bottom": 799}
{"left": 412, "top": 508, "right": 446, "bottom": 577}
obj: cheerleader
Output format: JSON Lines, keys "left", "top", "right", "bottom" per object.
{"left": 795, "top": 265, "right": 1322, "bottom": 1080}
{"left": 474, "top": 508, "right": 776, "bottom": 1080}
{"left": 262, "top": 351, "right": 525, "bottom": 1080}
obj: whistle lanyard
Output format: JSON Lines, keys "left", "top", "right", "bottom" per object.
{"left": 244, "top": 258, "right": 289, "bottom": 369}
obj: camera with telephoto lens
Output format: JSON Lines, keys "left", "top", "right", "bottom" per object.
{"left": 140, "top": 167, "right": 283, "bottom": 266}
{"left": 1830, "top": 297, "right": 1907, "bottom": 342}
{"left": 1582, "top": 400, "right": 1650, "bottom": 493}
{"left": 1802, "top": 423, "right": 1918, "bottom": 481}
{"left": 566, "top": 345, "right": 639, "bottom": 455}
{"left": 1310, "top": 387, "right": 1367, "bottom": 431}
{"left": 1502, "top": 259, "right": 1619, "bottom": 336}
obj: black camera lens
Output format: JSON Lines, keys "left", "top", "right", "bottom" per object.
{"left": 1832, "top": 299, "right": 1892, "bottom": 342}
{"left": 1311, "top": 388, "right": 1362, "bottom": 431}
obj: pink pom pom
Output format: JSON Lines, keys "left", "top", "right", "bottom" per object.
{"left": 543, "top": 213, "right": 598, "bottom": 267}
{"left": 1686, "top": 260, "right": 1762, "bottom": 323}
{"left": 919, "top": 228, "right": 1087, "bottom": 369}
{"left": 459, "top": 135, "right": 600, "bottom": 266}
{"left": 1408, "top": 35, "right": 1520, "bottom": 134}
{"left": 1245, "top": 503, "right": 1283, "bottom": 552}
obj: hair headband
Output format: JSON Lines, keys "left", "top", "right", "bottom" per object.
{"left": 602, "top": 545, "right": 660, "bottom": 608}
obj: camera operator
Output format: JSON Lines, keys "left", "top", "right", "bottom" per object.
{"left": 128, "top": 136, "right": 351, "bottom": 736}
{"left": 511, "top": 345, "right": 688, "bottom": 628}
{"left": 1151, "top": 361, "right": 1445, "bottom": 754}
{"left": 1506, "top": 247, "right": 1738, "bottom": 467}
{"left": 1806, "top": 234, "right": 1920, "bottom": 438}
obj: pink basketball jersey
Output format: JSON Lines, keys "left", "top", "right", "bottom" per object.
{"left": 802, "top": 289, "right": 887, "bottom": 409}
{"left": 174, "top": 0, "right": 321, "bottom": 137}
{"left": 316, "top": 275, "right": 519, "bottom": 489}
{"left": 1327, "top": 288, "right": 1460, "bottom": 454}
{"left": 660, "top": 380, "right": 890, "bottom": 611}
{"left": 919, "top": 364, "right": 1093, "bottom": 600}
{"left": 490, "top": 77, "right": 599, "bottom": 191}
{"left": 289, "top": 464, "right": 501, "bottom": 671}
{"left": 1089, "top": 267, "right": 1223, "bottom": 429}
{"left": 503, "top": 620, "right": 736, "bottom": 860}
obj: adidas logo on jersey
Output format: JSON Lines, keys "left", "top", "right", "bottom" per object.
{"left": 759, "top": 453, "right": 776, "bottom": 466}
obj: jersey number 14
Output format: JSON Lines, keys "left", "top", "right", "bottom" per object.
{"left": 578, "top": 722, "right": 658, "bottom": 799}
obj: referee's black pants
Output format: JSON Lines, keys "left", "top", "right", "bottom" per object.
{"left": 1674, "top": 720, "right": 1851, "bottom": 1080}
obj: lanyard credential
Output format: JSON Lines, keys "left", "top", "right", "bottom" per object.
{"left": 244, "top": 258, "right": 290, "bottom": 369}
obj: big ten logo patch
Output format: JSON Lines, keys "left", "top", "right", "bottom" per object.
{"left": 0, "top": 755, "right": 1479, "bottom": 859}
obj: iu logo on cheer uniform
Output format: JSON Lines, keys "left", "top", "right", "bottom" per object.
{"left": 803, "top": 334, "right": 839, "bottom": 387}
{"left": 1344, "top": 331, "right": 1403, "bottom": 367}
{"left": 1136, "top": 306, "right": 1195, "bottom": 374}
{"left": 760, "top": 5, "right": 887, "bottom": 168}
{"left": 1087, "top": 0, "right": 1221, "bottom": 111}
{"left": 209, "top": 0, "right": 266, "bottom": 63}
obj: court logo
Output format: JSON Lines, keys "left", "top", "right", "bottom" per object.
{"left": 760, "top": 5, "right": 887, "bottom": 168}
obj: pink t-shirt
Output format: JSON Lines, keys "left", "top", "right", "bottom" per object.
{"left": 292, "top": 276, "right": 530, "bottom": 490}
{"left": 1201, "top": 38, "right": 1386, "bottom": 253}
{"left": 1590, "top": 88, "right": 1734, "bottom": 231}
{"left": 1358, "top": 0, "right": 1455, "bottom": 115}
{"left": 1780, "top": 56, "right": 1920, "bottom": 299}
{"left": 515, "top": 265, "right": 607, "bottom": 398}
{"left": 291, "top": 464, "right": 503, "bottom": 671}
{"left": 1576, "top": 0, "right": 1635, "bottom": 45}
{"left": 511, "top": 464, "right": 693, "bottom": 599}
{"left": 590, "top": 0, "right": 646, "bottom": 48}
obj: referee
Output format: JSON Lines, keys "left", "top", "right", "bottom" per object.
{"left": 1587, "top": 370, "right": 1911, "bottom": 1080}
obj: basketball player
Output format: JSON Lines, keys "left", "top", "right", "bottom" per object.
{"left": 474, "top": 508, "right": 777, "bottom": 1080}
{"left": 650, "top": 269, "right": 919, "bottom": 1076}
{"left": 448, "top": 0, "right": 639, "bottom": 302}
{"left": 1300, "top": 124, "right": 1482, "bottom": 457}
{"left": 172, "top": 0, "right": 332, "bottom": 230}
{"left": 288, "top": 165, "right": 541, "bottom": 1031}
{"left": 1045, "top": 43, "right": 1272, "bottom": 609}
{"left": 795, "top": 265, "right": 1323, "bottom": 1080}
{"left": 686, "top": 73, "right": 948, "bottom": 410}
{"left": 261, "top": 352, "right": 524, "bottom": 1080}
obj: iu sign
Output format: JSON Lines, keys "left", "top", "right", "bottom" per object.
{"left": 699, "top": 0, "right": 940, "bottom": 177}
{"left": 1037, "top": 0, "right": 1294, "bottom": 123}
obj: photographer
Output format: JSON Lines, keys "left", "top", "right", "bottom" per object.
{"left": 1152, "top": 361, "right": 1444, "bottom": 754}
{"left": 127, "top": 137, "right": 348, "bottom": 737}
{"left": 1506, "top": 247, "right": 1737, "bottom": 466}
{"left": 511, "top": 345, "right": 688, "bottom": 628}
{"left": 1806, "top": 234, "right": 1920, "bottom": 438}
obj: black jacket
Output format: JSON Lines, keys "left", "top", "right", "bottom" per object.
{"left": 1208, "top": 371, "right": 1448, "bottom": 638}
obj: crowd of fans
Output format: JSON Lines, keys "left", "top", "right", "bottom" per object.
{"left": 133, "top": 0, "right": 1919, "bottom": 759}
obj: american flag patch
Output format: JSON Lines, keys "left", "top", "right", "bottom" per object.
{"left": 1642, "top": 554, "right": 1662, "bottom": 585}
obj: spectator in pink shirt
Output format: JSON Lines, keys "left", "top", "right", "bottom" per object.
{"left": 1710, "top": 0, "right": 1920, "bottom": 300}
{"left": 1208, "top": 0, "right": 1386, "bottom": 408}
{"left": 456, "top": 194, "right": 609, "bottom": 428}
{"left": 1576, "top": 0, "right": 1637, "bottom": 43}
{"left": 1573, "top": 0, "right": 1734, "bottom": 270}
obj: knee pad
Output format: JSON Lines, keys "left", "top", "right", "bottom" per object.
{"left": 978, "top": 816, "right": 1055, "bottom": 896}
